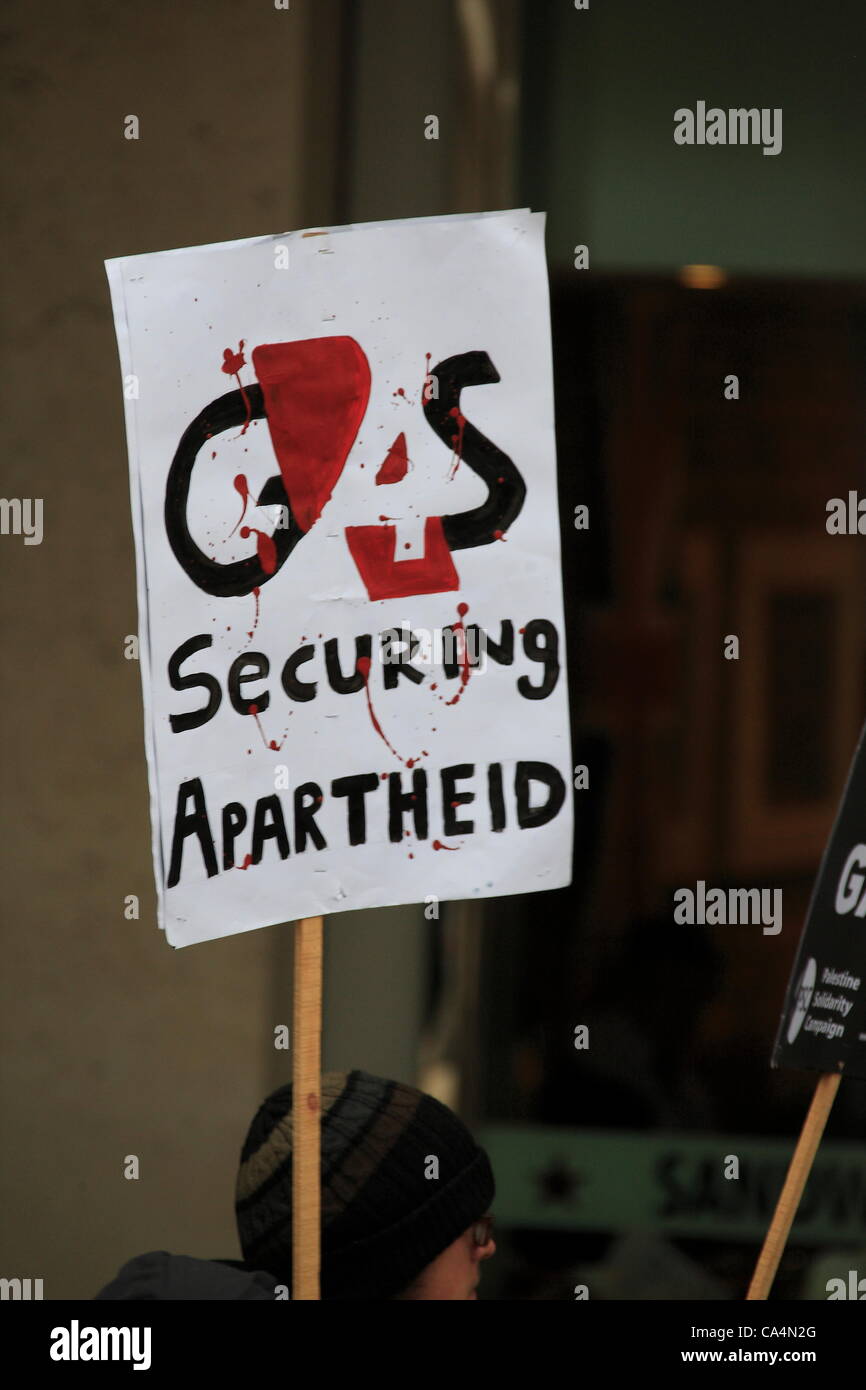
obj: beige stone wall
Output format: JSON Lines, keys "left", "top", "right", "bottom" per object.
{"left": 0, "top": 0, "right": 332, "bottom": 1300}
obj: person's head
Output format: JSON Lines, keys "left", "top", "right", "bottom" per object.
{"left": 235, "top": 1070, "right": 495, "bottom": 1300}
{"left": 394, "top": 1211, "right": 495, "bottom": 1299}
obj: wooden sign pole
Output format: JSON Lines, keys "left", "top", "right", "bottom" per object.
{"left": 292, "top": 915, "right": 324, "bottom": 1301}
{"left": 746, "top": 1069, "right": 843, "bottom": 1300}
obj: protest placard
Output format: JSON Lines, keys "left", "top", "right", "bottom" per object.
{"left": 107, "top": 210, "right": 573, "bottom": 947}
{"left": 749, "top": 719, "right": 866, "bottom": 1299}
{"left": 772, "top": 719, "right": 866, "bottom": 1077}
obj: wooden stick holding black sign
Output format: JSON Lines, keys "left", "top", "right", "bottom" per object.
{"left": 752, "top": 722, "right": 866, "bottom": 1296}
{"left": 746, "top": 1069, "right": 843, "bottom": 1300}
{"left": 292, "top": 915, "right": 323, "bottom": 1300}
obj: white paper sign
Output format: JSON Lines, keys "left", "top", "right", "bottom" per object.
{"left": 107, "top": 209, "right": 573, "bottom": 947}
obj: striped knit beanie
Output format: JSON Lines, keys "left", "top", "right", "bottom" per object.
{"left": 235, "top": 1070, "right": 494, "bottom": 1300}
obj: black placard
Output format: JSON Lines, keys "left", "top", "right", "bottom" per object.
{"left": 773, "top": 721, "right": 866, "bottom": 1075}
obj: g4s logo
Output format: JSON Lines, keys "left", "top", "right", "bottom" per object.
{"left": 164, "top": 337, "right": 525, "bottom": 601}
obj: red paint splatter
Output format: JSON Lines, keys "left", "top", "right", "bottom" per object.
{"left": 248, "top": 702, "right": 286, "bottom": 751}
{"left": 376, "top": 432, "right": 409, "bottom": 484}
{"left": 221, "top": 340, "right": 252, "bottom": 435}
{"left": 378, "top": 515, "right": 397, "bottom": 522}
{"left": 443, "top": 601, "right": 472, "bottom": 706}
{"left": 240, "top": 525, "right": 277, "bottom": 575}
{"left": 357, "top": 657, "right": 427, "bottom": 767}
{"left": 246, "top": 585, "right": 261, "bottom": 640}
{"left": 432, "top": 839, "right": 459, "bottom": 851}
{"left": 231, "top": 474, "right": 251, "bottom": 535}
{"left": 447, "top": 406, "right": 466, "bottom": 478}
{"left": 493, "top": 529, "right": 506, "bottom": 541}
{"left": 422, "top": 352, "right": 433, "bottom": 404}
{"left": 357, "top": 656, "right": 403, "bottom": 762}
{"left": 393, "top": 387, "right": 407, "bottom": 398}
{"left": 234, "top": 854, "right": 253, "bottom": 871}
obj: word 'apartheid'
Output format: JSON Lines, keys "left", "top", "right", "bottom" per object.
{"left": 167, "top": 761, "right": 566, "bottom": 887}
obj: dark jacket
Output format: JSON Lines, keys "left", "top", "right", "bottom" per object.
{"left": 94, "top": 1251, "right": 280, "bottom": 1300}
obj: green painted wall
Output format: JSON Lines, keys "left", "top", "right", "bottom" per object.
{"left": 522, "top": 0, "right": 866, "bottom": 277}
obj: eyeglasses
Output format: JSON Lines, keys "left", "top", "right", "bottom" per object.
{"left": 471, "top": 1213, "right": 494, "bottom": 1248}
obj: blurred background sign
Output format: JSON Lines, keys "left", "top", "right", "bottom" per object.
{"left": 480, "top": 1125, "right": 866, "bottom": 1245}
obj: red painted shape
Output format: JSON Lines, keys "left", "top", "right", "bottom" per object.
{"left": 345, "top": 515, "right": 459, "bottom": 601}
{"left": 247, "top": 585, "right": 261, "bottom": 640}
{"left": 375, "top": 432, "right": 409, "bottom": 485}
{"left": 234, "top": 853, "right": 253, "bottom": 870}
{"left": 432, "top": 839, "right": 459, "bottom": 851}
{"left": 252, "top": 337, "right": 370, "bottom": 533}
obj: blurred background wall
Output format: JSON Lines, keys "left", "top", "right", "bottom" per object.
{"left": 522, "top": 0, "right": 866, "bottom": 277}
